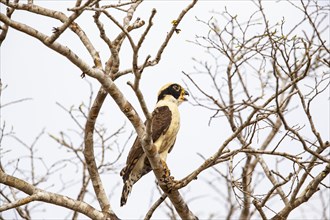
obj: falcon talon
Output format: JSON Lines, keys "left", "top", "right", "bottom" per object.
{"left": 165, "top": 181, "right": 177, "bottom": 193}
{"left": 120, "top": 83, "right": 189, "bottom": 206}
{"left": 168, "top": 177, "right": 178, "bottom": 185}
{"left": 159, "top": 179, "right": 167, "bottom": 186}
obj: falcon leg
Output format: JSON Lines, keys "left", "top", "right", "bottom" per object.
{"left": 159, "top": 159, "right": 178, "bottom": 192}
{"left": 161, "top": 159, "right": 171, "bottom": 177}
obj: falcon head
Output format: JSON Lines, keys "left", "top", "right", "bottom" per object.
{"left": 157, "top": 83, "right": 189, "bottom": 104}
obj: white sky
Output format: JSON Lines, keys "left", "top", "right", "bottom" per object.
{"left": 1, "top": 1, "right": 329, "bottom": 219}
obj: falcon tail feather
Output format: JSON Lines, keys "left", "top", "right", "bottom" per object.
{"left": 120, "top": 179, "right": 133, "bottom": 206}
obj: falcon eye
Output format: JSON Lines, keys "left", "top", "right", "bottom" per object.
{"left": 172, "top": 84, "right": 180, "bottom": 91}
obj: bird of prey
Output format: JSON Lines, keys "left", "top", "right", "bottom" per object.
{"left": 120, "top": 83, "right": 189, "bottom": 206}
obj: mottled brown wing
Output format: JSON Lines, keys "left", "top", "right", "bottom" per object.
{"left": 151, "top": 106, "right": 172, "bottom": 144}
{"left": 120, "top": 137, "right": 144, "bottom": 182}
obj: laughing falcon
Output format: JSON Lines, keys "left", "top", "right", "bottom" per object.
{"left": 120, "top": 83, "right": 189, "bottom": 206}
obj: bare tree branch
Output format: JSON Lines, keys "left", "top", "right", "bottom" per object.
{"left": 0, "top": 170, "right": 105, "bottom": 219}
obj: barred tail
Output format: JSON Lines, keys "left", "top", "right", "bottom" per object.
{"left": 120, "top": 158, "right": 152, "bottom": 206}
{"left": 120, "top": 179, "right": 133, "bottom": 206}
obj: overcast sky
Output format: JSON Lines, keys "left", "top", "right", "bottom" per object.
{"left": 1, "top": 1, "right": 329, "bottom": 219}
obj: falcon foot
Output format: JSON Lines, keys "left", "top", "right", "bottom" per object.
{"left": 158, "top": 160, "right": 178, "bottom": 192}
{"left": 159, "top": 175, "right": 178, "bottom": 192}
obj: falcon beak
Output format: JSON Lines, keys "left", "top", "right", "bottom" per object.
{"left": 182, "top": 89, "right": 189, "bottom": 101}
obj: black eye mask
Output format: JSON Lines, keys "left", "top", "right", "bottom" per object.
{"left": 157, "top": 84, "right": 181, "bottom": 102}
